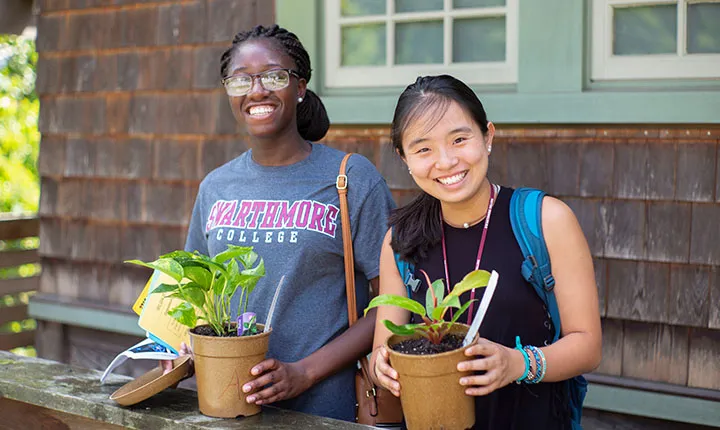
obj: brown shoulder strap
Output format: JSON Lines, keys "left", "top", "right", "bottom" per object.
{"left": 338, "top": 153, "right": 377, "bottom": 395}
{"left": 337, "top": 153, "right": 358, "bottom": 326}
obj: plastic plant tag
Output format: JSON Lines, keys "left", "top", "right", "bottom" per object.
{"left": 238, "top": 312, "right": 257, "bottom": 336}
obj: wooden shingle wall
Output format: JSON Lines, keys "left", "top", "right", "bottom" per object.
{"left": 324, "top": 126, "right": 720, "bottom": 392}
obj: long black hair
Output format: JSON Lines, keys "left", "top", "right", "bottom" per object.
{"left": 220, "top": 24, "right": 329, "bottom": 141}
{"left": 389, "top": 75, "right": 490, "bottom": 264}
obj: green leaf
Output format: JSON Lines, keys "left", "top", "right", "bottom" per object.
{"left": 238, "top": 249, "right": 259, "bottom": 270}
{"left": 425, "top": 279, "right": 445, "bottom": 318}
{"left": 125, "top": 258, "right": 184, "bottom": 283}
{"left": 383, "top": 320, "right": 420, "bottom": 336}
{"left": 448, "top": 270, "right": 490, "bottom": 297}
{"left": 236, "top": 258, "right": 265, "bottom": 296}
{"left": 218, "top": 258, "right": 239, "bottom": 297}
{"left": 168, "top": 302, "right": 197, "bottom": 328}
{"left": 438, "top": 294, "right": 461, "bottom": 310}
{"left": 450, "top": 300, "right": 475, "bottom": 324}
{"left": 150, "top": 283, "right": 180, "bottom": 295}
{"left": 365, "top": 294, "right": 426, "bottom": 317}
{"left": 212, "top": 245, "right": 254, "bottom": 265}
{"left": 182, "top": 282, "right": 206, "bottom": 309}
{"left": 182, "top": 266, "right": 212, "bottom": 289}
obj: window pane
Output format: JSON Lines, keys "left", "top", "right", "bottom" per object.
{"left": 453, "top": 0, "right": 505, "bottom": 8}
{"left": 453, "top": 17, "right": 505, "bottom": 62}
{"left": 395, "top": 0, "right": 443, "bottom": 13}
{"left": 341, "top": 24, "right": 386, "bottom": 66}
{"left": 395, "top": 21, "right": 443, "bottom": 64}
{"left": 613, "top": 5, "right": 677, "bottom": 55}
{"left": 341, "top": 0, "right": 385, "bottom": 17}
{"left": 688, "top": 2, "right": 720, "bottom": 54}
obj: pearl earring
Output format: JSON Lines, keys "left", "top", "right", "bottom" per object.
{"left": 488, "top": 146, "right": 492, "bottom": 153}
{"left": 408, "top": 168, "right": 412, "bottom": 175}
{"left": 298, "top": 97, "right": 303, "bottom": 103}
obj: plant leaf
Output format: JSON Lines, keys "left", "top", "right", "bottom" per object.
{"left": 448, "top": 270, "right": 491, "bottom": 298}
{"left": 237, "top": 258, "right": 265, "bottom": 295}
{"left": 365, "top": 294, "right": 426, "bottom": 317}
{"left": 450, "top": 300, "right": 475, "bottom": 324}
{"left": 183, "top": 266, "right": 212, "bottom": 290}
{"left": 150, "top": 283, "right": 180, "bottom": 295}
{"left": 438, "top": 294, "right": 461, "bottom": 310}
{"left": 383, "top": 320, "right": 421, "bottom": 336}
{"left": 182, "top": 282, "right": 206, "bottom": 309}
{"left": 125, "top": 258, "right": 184, "bottom": 282}
{"left": 425, "top": 279, "right": 445, "bottom": 318}
{"left": 212, "top": 245, "right": 254, "bottom": 265}
{"left": 168, "top": 302, "right": 197, "bottom": 328}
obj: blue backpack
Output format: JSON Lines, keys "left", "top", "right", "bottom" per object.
{"left": 394, "top": 187, "right": 587, "bottom": 429}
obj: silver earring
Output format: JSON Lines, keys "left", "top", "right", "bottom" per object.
{"left": 488, "top": 146, "right": 492, "bottom": 153}
{"left": 298, "top": 97, "right": 303, "bottom": 103}
{"left": 408, "top": 168, "right": 412, "bottom": 175}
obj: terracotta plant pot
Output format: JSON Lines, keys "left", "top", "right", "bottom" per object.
{"left": 386, "top": 323, "right": 475, "bottom": 430}
{"left": 189, "top": 324, "right": 271, "bottom": 418}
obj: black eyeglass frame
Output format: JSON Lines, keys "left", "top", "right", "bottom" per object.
{"left": 221, "top": 68, "right": 302, "bottom": 95}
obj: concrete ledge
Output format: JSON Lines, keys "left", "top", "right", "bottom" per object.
{"left": 0, "top": 351, "right": 372, "bottom": 430}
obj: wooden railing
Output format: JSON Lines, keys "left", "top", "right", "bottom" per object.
{"left": 0, "top": 215, "right": 39, "bottom": 351}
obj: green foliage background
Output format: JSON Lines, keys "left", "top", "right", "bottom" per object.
{"left": 0, "top": 34, "right": 39, "bottom": 214}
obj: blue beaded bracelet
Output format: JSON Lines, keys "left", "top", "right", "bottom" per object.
{"left": 525, "top": 346, "right": 543, "bottom": 384}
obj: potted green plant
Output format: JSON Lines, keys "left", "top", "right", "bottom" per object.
{"left": 126, "top": 245, "right": 269, "bottom": 418}
{"left": 365, "top": 269, "right": 490, "bottom": 430}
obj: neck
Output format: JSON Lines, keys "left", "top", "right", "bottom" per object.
{"left": 440, "top": 179, "right": 492, "bottom": 228}
{"left": 249, "top": 128, "right": 311, "bottom": 166}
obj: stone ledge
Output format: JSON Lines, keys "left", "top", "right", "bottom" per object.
{"left": 0, "top": 351, "right": 372, "bottom": 430}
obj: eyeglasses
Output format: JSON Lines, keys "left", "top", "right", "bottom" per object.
{"left": 222, "top": 68, "right": 300, "bottom": 97}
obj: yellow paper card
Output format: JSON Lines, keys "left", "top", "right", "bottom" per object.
{"left": 132, "top": 278, "right": 152, "bottom": 316}
{"left": 137, "top": 270, "right": 192, "bottom": 353}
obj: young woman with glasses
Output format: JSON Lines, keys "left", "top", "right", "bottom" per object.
{"left": 177, "top": 25, "right": 395, "bottom": 421}
{"left": 369, "top": 75, "right": 602, "bottom": 429}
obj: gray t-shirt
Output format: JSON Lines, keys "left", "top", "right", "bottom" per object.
{"left": 185, "top": 143, "right": 395, "bottom": 421}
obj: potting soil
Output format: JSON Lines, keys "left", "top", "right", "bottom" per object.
{"left": 391, "top": 334, "right": 464, "bottom": 355}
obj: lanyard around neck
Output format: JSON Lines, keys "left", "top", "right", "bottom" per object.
{"left": 439, "top": 183, "right": 496, "bottom": 325}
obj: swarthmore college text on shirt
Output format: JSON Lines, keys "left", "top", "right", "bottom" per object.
{"left": 205, "top": 199, "right": 340, "bottom": 244}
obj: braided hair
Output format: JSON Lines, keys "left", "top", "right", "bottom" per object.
{"left": 220, "top": 24, "right": 329, "bottom": 141}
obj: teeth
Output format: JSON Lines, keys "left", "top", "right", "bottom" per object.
{"left": 437, "top": 172, "right": 466, "bottom": 185}
{"left": 249, "top": 105, "right": 275, "bottom": 116}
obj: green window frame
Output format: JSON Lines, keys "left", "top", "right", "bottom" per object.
{"left": 277, "top": 0, "right": 720, "bottom": 124}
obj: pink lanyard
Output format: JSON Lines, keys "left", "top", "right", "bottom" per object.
{"left": 440, "top": 183, "right": 496, "bottom": 325}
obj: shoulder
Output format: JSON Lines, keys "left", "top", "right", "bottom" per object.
{"left": 540, "top": 195, "right": 576, "bottom": 227}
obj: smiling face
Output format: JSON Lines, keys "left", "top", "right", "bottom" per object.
{"left": 225, "top": 39, "right": 306, "bottom": 139}
{"left": 401, "top": 100, "right": 494, "bottom": 208}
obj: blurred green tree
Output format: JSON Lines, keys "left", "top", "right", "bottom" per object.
{"left": 0, "top": 34, "right": 39, "bottom": 214}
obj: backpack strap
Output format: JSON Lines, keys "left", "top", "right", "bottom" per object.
{"left": 509, "top": 188, "right": 561, "bottom": 342}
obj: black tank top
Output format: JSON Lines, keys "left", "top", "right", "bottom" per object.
{"left": 409, "top": 187, "right": 571, "bottom": 430}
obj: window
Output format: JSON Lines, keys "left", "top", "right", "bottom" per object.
{"left": 591, "top": 0, "right": 720, "bottom": 81}
{"left": 324, "top": 0, "right": 518, "bottom": 88}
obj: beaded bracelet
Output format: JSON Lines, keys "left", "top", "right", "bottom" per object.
{"left": 525, "top": 345, "right": 547, "bottom": 384}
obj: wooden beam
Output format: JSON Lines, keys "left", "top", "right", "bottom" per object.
{"left": 0, "top": 305, "right": 29, "bottom": 325}
{"left": 0, "top": 330, "right": 35, "bottom": 350}
{"left": 0, "top": 249, "right": 39, "bottom": 269}
{"left": 0, "top": 216, "right": 39, "bottom": 241}
{"left": 0, "top": 276, "right": 39, "bottom": 296}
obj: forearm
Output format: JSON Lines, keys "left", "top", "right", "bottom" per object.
{"left": 532, "top": 331, "right": 601, "bottom": 383}
{"left": 298, "top": 307, "right": 377, "bottom": 385}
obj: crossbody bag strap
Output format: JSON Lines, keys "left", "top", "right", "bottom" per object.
{"left": 337, "top": 153, "right": 357, "bottom": 326}
{"left": 338, "top": 153, "right": 377, "bottom": 408}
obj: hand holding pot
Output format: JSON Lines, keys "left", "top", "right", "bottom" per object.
{"left": 242, "top": 358, "right": 312, "bottom": 405}
{"left": 457, "top": 338, "right": 524, "bottom": 396}
{"left": 373, "top": 346, "right": 400, "bottom": 397}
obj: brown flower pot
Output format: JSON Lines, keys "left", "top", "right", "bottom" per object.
{"left": 386, "top": 324, "right": 475, "bottom": 430}
{"left": 189, "top": 324, "right": 271, "bottom": 418}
